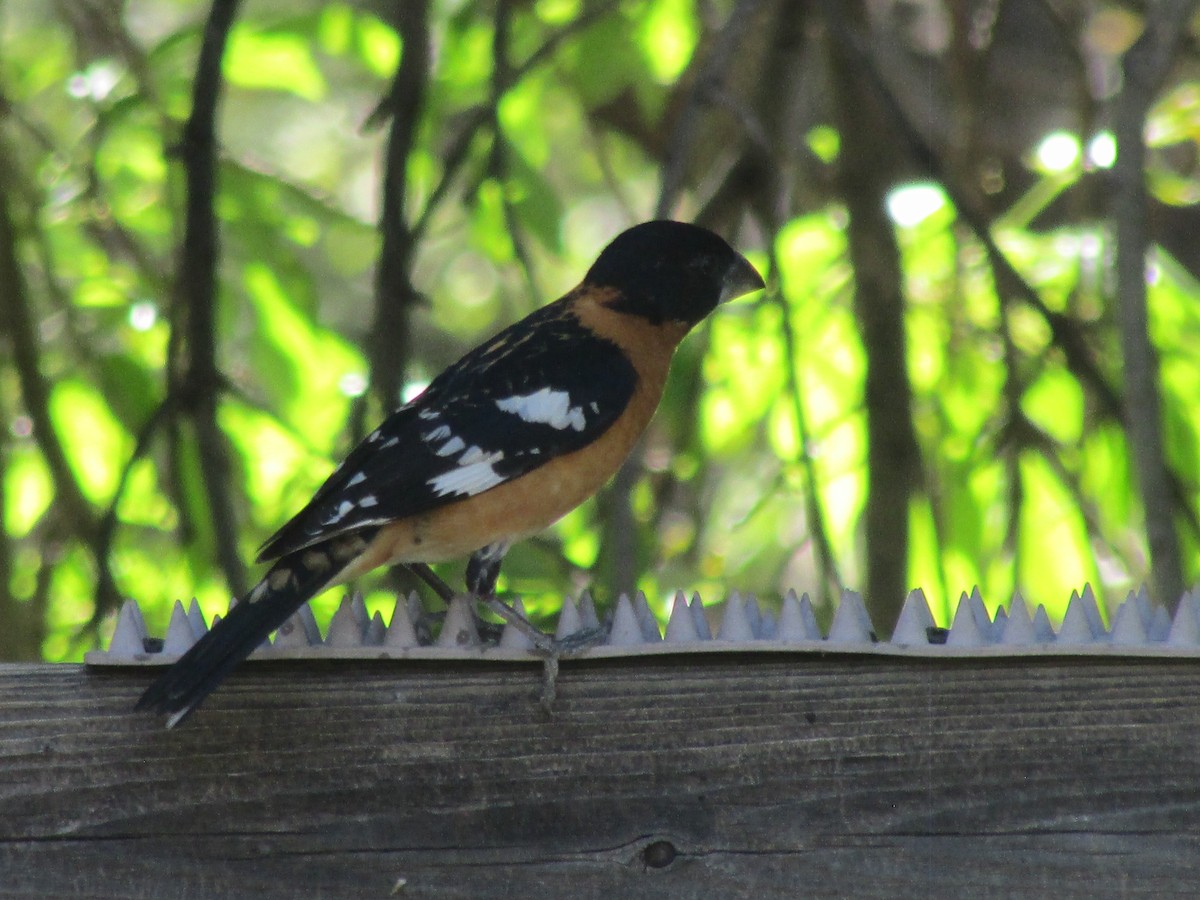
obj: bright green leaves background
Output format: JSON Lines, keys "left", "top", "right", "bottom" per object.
{"left": 2, "top": 1, "right": 1199, "bottom": 659}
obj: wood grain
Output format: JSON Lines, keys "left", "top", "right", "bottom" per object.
{"left": 2, "top": 656, "right": 1199, "bottom": 898}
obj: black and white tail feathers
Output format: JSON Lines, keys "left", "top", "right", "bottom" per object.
{"left": 136, "top": 528, "right": 376, "bottom": 728}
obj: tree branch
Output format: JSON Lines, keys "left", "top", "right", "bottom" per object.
{"left": 763, "top": 251, "right": 844, "bottom": 607}
{"left": 655, "top": 0, "right": 768, "bottom": 219}
{"left": 0, "top": 144, "right": 122, "bottom": 634}
{"left": 487, "top": 0, "right": 539, "bottom": 302}
{"left": 1112, "top": 0, "right": 1199, "bottom": 610}
{"left": 363, "top": 0, "right": 430, "bottom": 417}
{"left": 823, "top": 6, "right": 1125, "bottom": 421}
{"left": 175, "top": 0, "right": 246, "bottom": 599}
{"left": 818, "top": 0, "right": 922, "bottom": 633}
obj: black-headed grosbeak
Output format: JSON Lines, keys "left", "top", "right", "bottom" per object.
{"left": 137, "top": 220, "right": 764, "bottom": 725}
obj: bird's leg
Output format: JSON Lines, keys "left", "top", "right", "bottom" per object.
{"left": 464, "top": 544, "right": 611, "bottom": 711}
{"left": 406, "top": 563, "right": 454, "bottom": 603}
{"left": 465, "top": 542, "right": 506, "bottom": 597}
{"left": 466, "top": 543, "right": 555, "bottom": 652}
{"left": 468, "top": 543, "right": 583, "bottom": 711}
{"left": 401, "top": 563, "right": 462, "bottom": 642}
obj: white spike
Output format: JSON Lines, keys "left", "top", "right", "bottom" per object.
{"left": 892, "top": 588, "right": 935, "bottom": 645}
{"left": 406, "top": 591, "right": 426, "bottom": 627}
{"left": 1109, "top": 596, "right": 1149, "bottom": 645}
{"left": 827, "top": 590, "right": 873, "bottom": 644}
{"left": 991, "top": 605, "right": 1009, "bottom": 639}
{"left": 366, "top": 611, "right": 385, "bottom": 645}
{"left": 665, "top": 591, "right": 701, "bottom": 643}
{"left": 274, "top": 605, "right": 321, "bottom": 649}
{"left": 999, "top": 596, "right": 1038, "bottom": 645}
{"left": 609, "top": 594, "right": 644, "bottom": 646}
{"left": 1148, "top": 604, "right": 1172, "bottom": 641}
{"left": 634, "top": 591, "right": 661, "bottom": 642}
{"left": 1032, "top": 604, "right": 1055, "bottom": 641}
{"left": 109, "top": 600, "right": 148, "bottom": 658}
{"left": 436, "top": 595, "right": 480, "bottom": 648}
{"left": 744, "top": 594, "right": 762, "bottom": 639}
{"left": 689, "top": 592, "right": 712, "bottom": 639}
{"left": 968, "top": 586, "right": 992, "bottom": 638}
{"left": 162, "top": 600, "right": 197, "bottom": 655}
{"left": 385, "top": 594, "right": 419, "bottom": 648}
{"left": 555, "top": 597, "right": 583, "bottom": 640}
{"left": 187, "top": 598, "right": 207, "bottom": 638}
{"left": 350, "top": 592, "right": 369, "bottom": 630}
{"left": 946, "top": 593, "right": 987, "bottom": 647}
{"left": 633, "top": 591, "right": 651, "bottom": 625}
{"left": 499, "top": 597, "right": 536, "bottom": 649}
{"left": 299, "top": 604, "right": 321, "bottom": 644}
{"left": 579, "top": 591, "right": 600, "bottom": 630}
{"left": 1057, "top": 592, "right": 1096, "bottom": 644}
{"left": 1079, "top": 584, "right": 1106, "bottom": 638}
{"left": 326, "top": 595, "right": 365, "bottom": 647}
{"left": 759, "top": 609, "right": 777, "bottom": 639}
{"left": 776, "top": 591, "right": 806, "bottom": 641}
{"left": 717, "top": 592, "right": 754, "bottom": 641}
{"left": 798, "top": 592, "right": 822, "bottom": 639}
{"left": 778, "top": 590, "right": 820, "bottom": 641}
{"left": 1167, "top": 591, "right": 1200, "bottom": 646}
{"left": 1134, "top": 584, "right": 1153, "bottom": 628}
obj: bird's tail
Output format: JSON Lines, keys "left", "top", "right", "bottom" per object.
{"left": 136, "top": 529, "right": 376, "bottom": 728}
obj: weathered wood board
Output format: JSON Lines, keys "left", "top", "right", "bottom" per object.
{"left": 1, "top": 656, "right": 1198, "bottom": 898}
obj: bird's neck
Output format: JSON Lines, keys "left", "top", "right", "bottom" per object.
{"left": 569, "top": 288, "right": 692, "bottom": 363}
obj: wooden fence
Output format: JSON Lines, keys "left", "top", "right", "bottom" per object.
{"left": 3, "top": 654, "right": 1199, "bottom": 897}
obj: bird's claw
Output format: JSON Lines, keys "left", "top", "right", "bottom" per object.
{"left": 475, "top": 595, "right": 609, "bottom": 712}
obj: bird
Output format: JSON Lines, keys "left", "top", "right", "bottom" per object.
{"left": 136, "top": 220, "right": 765, "bottom": 726}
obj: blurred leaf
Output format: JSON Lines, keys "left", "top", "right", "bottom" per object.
{"left": 95, "top": 354, "right": 160, "bottom": 432}
{"left": 4, "top": 448, "right": 53, "bottom": 537}
{"left": 504, "top": 148, "right": 564, "bottom": 253}
{"left": 636, "top": 0, "right": 698, "bottom": 83}
{"left": 1023, "top": 366, "right": 1084, "bottom": 446}
{"left": 48, "top": 379, "right": 130, "bottom": 505}
{"left": 567, "top": 14, "right": 653, "bottom": 108}
{"left": 354, "top": 12, "right": 401, "bottom": 78}
{"left": 242, "top": 262, "right": 363, "bottom": 448}
{"left": 225, "top": 24, "right": 328, "bottom": 100}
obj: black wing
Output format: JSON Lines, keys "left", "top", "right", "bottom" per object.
{"left": 256, "top": 298, "right": 637, "bottom": 562}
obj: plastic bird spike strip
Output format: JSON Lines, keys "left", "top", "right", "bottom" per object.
{"left": 87, "top": 584, "right": 1200, "bottom": 665}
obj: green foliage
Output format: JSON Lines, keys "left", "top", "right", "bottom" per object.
{"left": 1, "top": 1, "right": 1199, "bottom": 660}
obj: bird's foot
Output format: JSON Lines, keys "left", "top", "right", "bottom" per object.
{"left": 477, "top": 595, "right": 608, "bottom": 712}
{"left": 532, "top": 623, "right": 608, "bottom": 712}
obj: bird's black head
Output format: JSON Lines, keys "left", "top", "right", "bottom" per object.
{"left": 585, "top": 221, "right": 764, "bottom": 326}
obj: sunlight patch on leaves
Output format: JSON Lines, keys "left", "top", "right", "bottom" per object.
{"left": 48, "top": 379, "right": 130, "bottom": 505}
{"left": 242, "top": 262, "right": 363, "bottom": 450}
{"left": 355, "top": 14, "right": 401, "bottom": 78}
{"left": 1018, "top": 453, "right": 1097, "bottom": 618}
{"left": 637, "top": 0, "right": 698, "bottom": 83}
{"left": 4, "top": 449, "right": 52, "bottom": 538}
{"left": 225, "top": 25, "right": 328, "bottom": 100}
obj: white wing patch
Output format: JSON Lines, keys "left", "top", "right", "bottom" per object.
{"left": 323, "top": 500, "right": 356, "bottom": 525}
{"left": 428, "top": 448, "right": 506, "bottom": 498}
{"left": 435, "top": 435, "right": 466, "bottom": 457}
{"left": 495, "top": 387, "right": 587, "bottom": 432}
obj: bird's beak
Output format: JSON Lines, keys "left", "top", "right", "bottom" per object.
{"left": 719, "top": 253, "right": 766, "bottom": 304}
